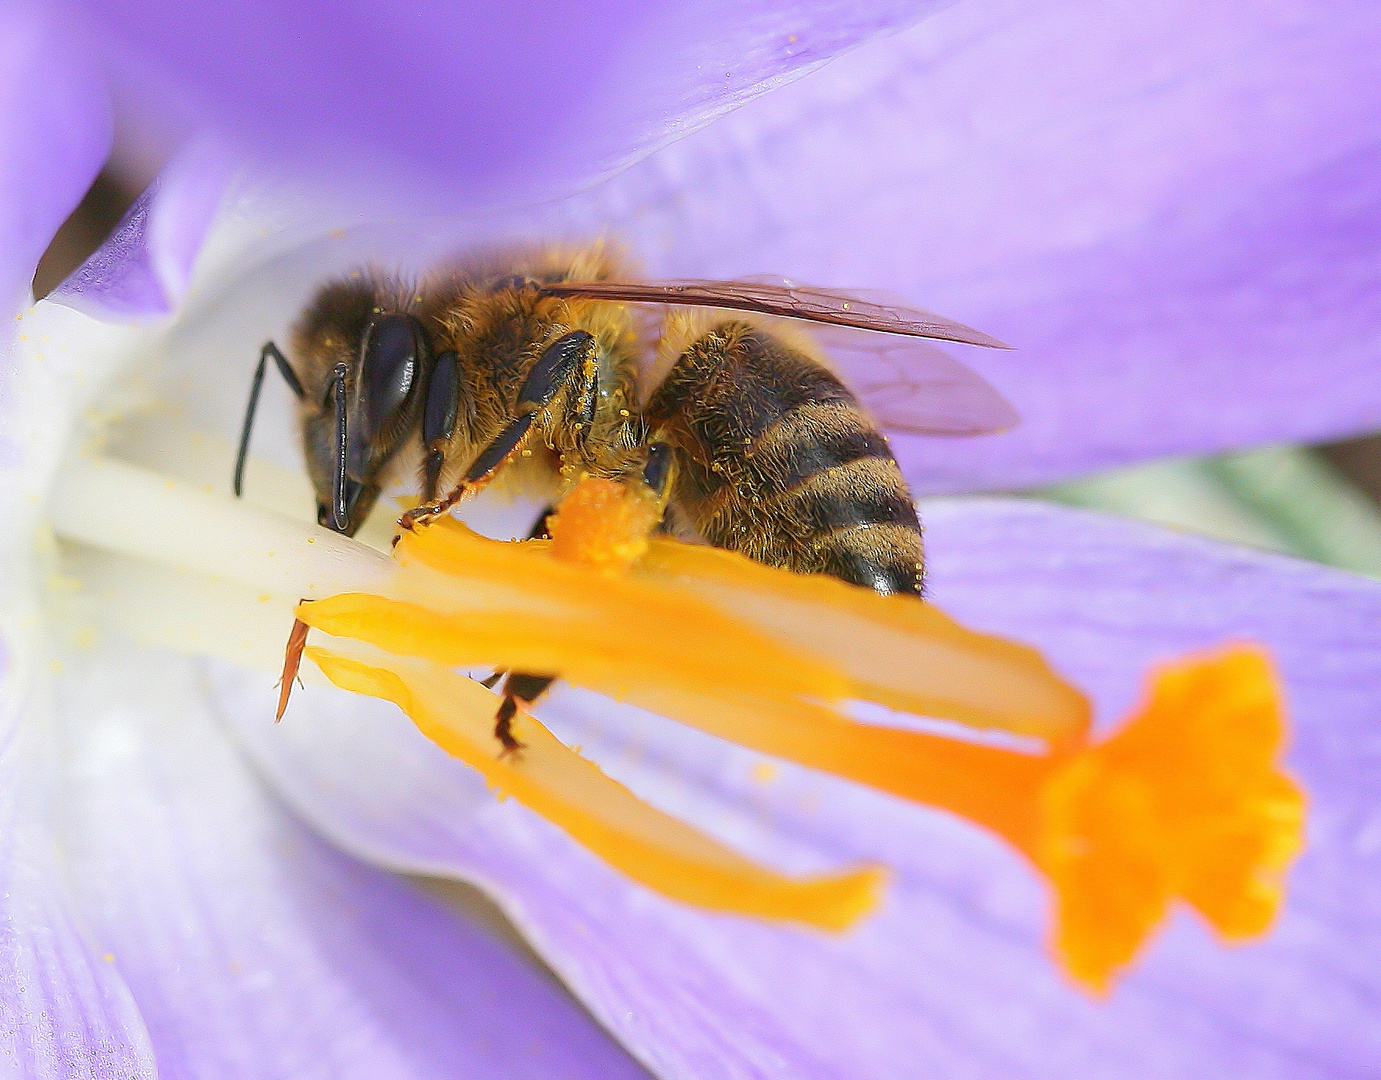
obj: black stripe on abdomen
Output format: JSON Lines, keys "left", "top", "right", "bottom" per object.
{"left": 743, "top": 413, "right": 894, "bottom": 497}
{"left": 785, "top": 479, "right": 920, "bottom": 535}
{"left": 819, "top": 539, "right": 923, "bottom": 596}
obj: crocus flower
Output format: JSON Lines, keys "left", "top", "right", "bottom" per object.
{"left": 3, "top": 2, "right": 1380, "bottom": 1079}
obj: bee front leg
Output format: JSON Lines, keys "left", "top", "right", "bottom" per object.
{"left": 399, "top": 413, "right": 538, "bottom": 531}
{"left": 401, "top": 331, "right": 598, "bottom": 532}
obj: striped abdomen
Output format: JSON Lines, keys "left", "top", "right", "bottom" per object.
{"left": 646, "top": 321, "right": 923, "bottom": 596}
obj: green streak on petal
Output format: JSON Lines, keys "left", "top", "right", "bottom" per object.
{"left": 1205, "top": 445, "right": 1381, "bottom": 578}
{"left": 1037, "top": 445, "right": 1381, "bottom": 580}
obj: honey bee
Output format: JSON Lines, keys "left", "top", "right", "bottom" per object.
{"left": 234, "top": 244, "right": 1014, "bottom": 746}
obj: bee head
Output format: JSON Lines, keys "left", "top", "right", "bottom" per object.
{"left": 293, "top": 277, "right": 432, "bottom": 535}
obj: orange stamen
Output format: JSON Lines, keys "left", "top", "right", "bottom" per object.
{"left": 295, "top": 478, "right": 1305, "bottom": 986}
{"left": 309, "top": 645, "right": 884, "bottom": 930}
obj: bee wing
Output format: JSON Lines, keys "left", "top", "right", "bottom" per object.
{"left": 810, "top": 326, "right": 1019, "bottom": 437}
{"left": 538, "top": 275, "right": 1013, "bottom": 350}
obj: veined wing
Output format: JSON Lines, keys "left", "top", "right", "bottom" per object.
{"left": 538, "top": 276, "right": 1013, "bottom": 350}
{"left": 810, "top": 326, "right": 1018, "bottom": 437}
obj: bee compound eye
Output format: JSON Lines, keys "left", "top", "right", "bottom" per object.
{"left": 360, "top": 313, "right": 425, "bottom": 436}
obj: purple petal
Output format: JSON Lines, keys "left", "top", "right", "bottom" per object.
{"left": 213, "top": 502, "right": 1380, "bottom": 1078}
{"left": 57, "top": 641, "right": 648, "bottom": 1079}
{"left": 514, "top": 0, "right": 1381, "bottom": 491}
{"left": 0, "top": 847, "right": 155, "bottom": 1080}
{"left": 0, "top": 638, "right": 156, "bottom": 1078}
{"left": 0, "top": 8, "right": 110, "bottom": 313}
{"left": 69, "top": 0, "right": 940, "bottom": 212}
{"left": 50, "top": 138, "right": 232, "bottom": 321}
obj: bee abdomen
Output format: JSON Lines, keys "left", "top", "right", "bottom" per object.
{"left": 727, "top": 408, "right": 923, "bottom": 595}
{"left": 650, "top": 323, "right": 925, "bottom": 596}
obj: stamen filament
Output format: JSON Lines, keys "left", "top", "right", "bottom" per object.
{"left": 309, "top": 645, "right": 886, "bottom": 931}
{"left": 50, "top": 454, "right": 392, "bottom": 598}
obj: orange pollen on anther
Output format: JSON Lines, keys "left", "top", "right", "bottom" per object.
{"left": 548, "top": 476, "right": 661, "bottom": 571}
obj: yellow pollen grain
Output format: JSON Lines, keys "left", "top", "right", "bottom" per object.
{"left": 547, "top": 477, "right": 660, "bottom": 573}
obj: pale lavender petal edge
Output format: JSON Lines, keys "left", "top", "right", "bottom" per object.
{"left": 0, "top": 8, "right": 110, "bottom": 312}
{"left": 213, "top": 501, "right": 1381, "bottom": 1079}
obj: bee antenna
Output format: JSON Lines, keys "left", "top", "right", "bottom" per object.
{"left": 234, "top": 341, "right": 304, "bottom": 498}
{"left": 328, "top": 362, "right": 350, "bottom": 531}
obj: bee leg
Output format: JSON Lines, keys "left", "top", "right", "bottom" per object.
{"left": 517, "top": 330, "right": 597, "bottom": 414}
{"left": 488, "top": 494, "right": 567, "bottom": 757}
{"left": 572, "top": 368, "right": 599, "bottom": 446}
{"left": 638, "top": 441, "right": 679, "bottom": 535}
{"left": 493, "top": 695, "right": 524, "bottom": 757}
{"left": 401, "top": 332, "right": 597, "bottom": 531}
{"left": 493, "top": 673, "right": 558, "bottom": 758}
{"left": 504, "top": 673, "right": 557, "bottom": 707}
{"left": 480, "top": 506, "right": 557, "bottom": 692}
{"left": 526, "top": 505, "right": 557, "bottom": 541}
{"left": 641, "top": 441, "right": 674, "bottom": 495}
{"left": 399, "top": 412, "right": 536, "bottom": 530}
{"left": 421, "top": 350, "right": 465, "bottom": 501}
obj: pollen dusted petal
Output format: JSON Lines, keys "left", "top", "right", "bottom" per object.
{"left": 1033, "top": 646, "right": 1305, "bottom": 993}
{"left": 307, "top": 647, "right": 884, "bottom": 931}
